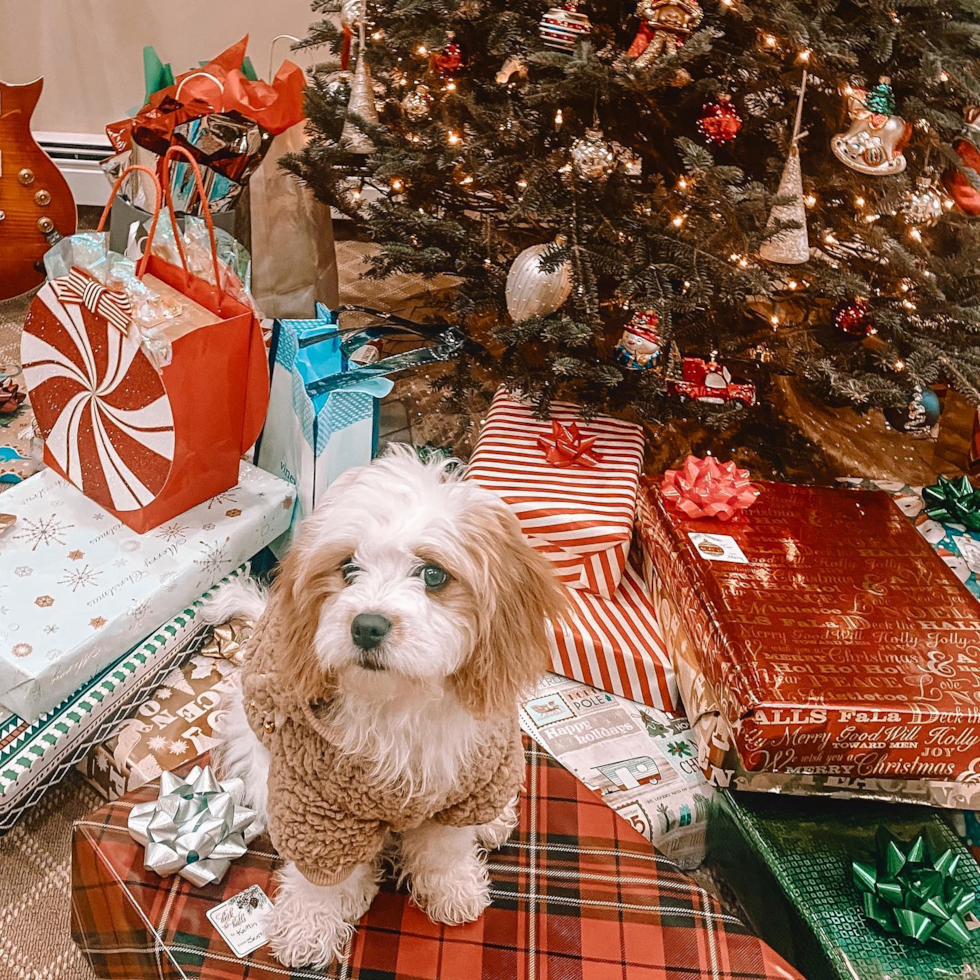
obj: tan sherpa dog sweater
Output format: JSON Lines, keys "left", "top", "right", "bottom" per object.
{"left": 241, "top": 607, "right": 526, "bottom": 887}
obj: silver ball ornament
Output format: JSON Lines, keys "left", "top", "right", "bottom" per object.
{"left": 401, "top": 84, "right": 433, "bottom": 122}
{"left": 903, "top": 173, "right": 944, "bottom": 229}
{"left": 569, "top": 128, "right": 616, "bottom": 182}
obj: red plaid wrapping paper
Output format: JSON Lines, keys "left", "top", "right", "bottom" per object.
{"left": 468, "top": 388, "right": 644, "bottom": 599}
{"left": 72, "top": 738, "right": 801, "bottom": 980}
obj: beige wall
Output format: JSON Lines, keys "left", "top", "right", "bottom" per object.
{"left": 0, "top": 0, "right": 321, "bottom": 135}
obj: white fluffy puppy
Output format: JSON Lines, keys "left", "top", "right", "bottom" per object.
{"left": 204, "top": 447, "right": 565, "bottom": 969}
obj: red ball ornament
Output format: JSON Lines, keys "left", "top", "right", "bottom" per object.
{"left": 833, "top": 299, "right": 874, "bottom": 338}
{"left": 943, "top": 137, "right": 980, "bottom": 216}
{"left": 696, "top": 94, "right": 742, "bottom": 146}
{"left": 431, "top": 34, "right": 465, "bottom": 76}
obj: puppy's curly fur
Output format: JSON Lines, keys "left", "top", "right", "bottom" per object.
{"left": 205, "top": 448, "right": 566, "bottom": 969}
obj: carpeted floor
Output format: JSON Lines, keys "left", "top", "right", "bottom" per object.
{"left": 0, "top": 236, "right": 465, "bottom": 980}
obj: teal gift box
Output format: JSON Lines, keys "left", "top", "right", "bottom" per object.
{"left": 709, "top": 790, "right": 980, "bottom": 980}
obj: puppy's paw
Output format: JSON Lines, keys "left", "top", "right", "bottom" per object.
{"left": 410, "top": 856, "right": 491, "bottom": 926}
{"left": 266, "top": 862, "right": 379, "bottom": 969}
{"left": 475, "top": 797, "right": 519, "bottom": 851}
{"left": 265, "top": 892, "right": 352, "bottom": 969}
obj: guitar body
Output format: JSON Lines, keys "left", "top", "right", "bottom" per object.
{"left": 0, "top": 78, "right": 77, "bottom": 300}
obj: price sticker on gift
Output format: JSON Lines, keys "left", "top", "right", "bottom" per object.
{"left": 207, "top": 885, "right": 274, "bottom": 958}
{"left": 688, "top": 532, "right": 749, "bottom": 565}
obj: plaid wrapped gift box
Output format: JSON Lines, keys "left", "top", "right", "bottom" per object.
{"left": 469, "top": 389, "right": 676, "bottom": 711}
{"left": 0, "top": 569, "right": 247, "bottom": 833}
{"left": 710, "top": 789, "right": 980, "bottom": 980}
{"left": 72, "top": 738, "right": 802, "bottom": 980}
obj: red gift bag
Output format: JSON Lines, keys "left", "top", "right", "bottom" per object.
{"left": 21, "top": 147, "right": 269, "bottom": 533}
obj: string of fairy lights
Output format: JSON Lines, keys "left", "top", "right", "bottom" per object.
{"left": 333, "top": 0, "right": 964, "bottom": 378}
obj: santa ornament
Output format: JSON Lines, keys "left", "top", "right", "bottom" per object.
{"left": 614, "top": 311, "right": 662, "bottom": 370}
{"left": 626, "top": 0, "right": 703, "bottom": 70}
{"left": 943, "top": 106, "right": 980, "bottom": 216}
{"left": 831, "top": 77, "right": 910, "bottom": 176}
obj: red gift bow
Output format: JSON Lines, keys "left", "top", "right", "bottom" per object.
{"left": 51, "top": 267, "right": 133, "bottom": 335}
{"left": 661, "top": 454, "right": 759, "bottom": 520}
{"left": 537, "top": 420, "right": 604, "bottom": 468}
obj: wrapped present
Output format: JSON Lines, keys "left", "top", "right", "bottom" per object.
{"left": 0, "top": 568, "right": 246, "bottom": 833}
{"left": 468, "top": 387, "right": 645, "bottom": 599}
{"left": 520, "top": 672, "right": 712, "bottom": 868}
{"left": 637, "top": 476, "right": 980, "bottom": 779}
{"left": 840, "top": 477, "right": 980, "bottom": 604}
{"left": 78, "top": 626, "right": 249, "bottom": 800}
{"left": 645, "top": 566, "right": 980, "bottom": 809}
{"left": 72, "top": 738, "right": 803, "bottom": 980}
{"left": 0, "top": 372, "right": 41, "bottom": 489}
{"left": 469, "top": 388, "right": 676, "bottom": 709}
{"left": 0, "top": 462, "right": 292, "bottom": 721}
{"left": 709, "top": 789, "right": 980, "bottom": 980}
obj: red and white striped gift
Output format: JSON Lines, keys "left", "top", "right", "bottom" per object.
{"left": 468, "top": 388, "right": 645, "bottom": 599}
{"left": 468, "top": 388, "right": 676, "bottom": 711}
{"left": 550, "top": 561, "right": 677, "bottom": 711}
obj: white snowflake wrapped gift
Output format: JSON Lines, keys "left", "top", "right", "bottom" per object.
{"left": 0, "top": 463, "right": 293, "bottom": 720}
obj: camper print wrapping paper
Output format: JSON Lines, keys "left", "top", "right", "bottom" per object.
{"left": 520, "top": 672, "right": 713, "bottom": 868}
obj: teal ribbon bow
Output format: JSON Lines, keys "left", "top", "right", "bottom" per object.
{"left": 922, "top": 475, "right": 980, "bottom": 531}
{"left": 127, "top": 765, "right": 260, "bottom": 887}
{"left": 853, "top": 827, "right": 978, "bottom": 950}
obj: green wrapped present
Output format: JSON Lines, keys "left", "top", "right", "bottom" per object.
{"left": 709, "top": 790, "right": 980, "bottom": 980}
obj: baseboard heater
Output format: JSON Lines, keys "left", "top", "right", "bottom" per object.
{"left": 36, "top": 132, "right": 113, "bottom": 207}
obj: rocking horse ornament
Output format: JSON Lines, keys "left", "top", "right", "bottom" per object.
{"left": 831, "top": 77, "right": 911, "bottom": 176}
{"left": 626, "top": 0, "right": 703, "bottom": 70}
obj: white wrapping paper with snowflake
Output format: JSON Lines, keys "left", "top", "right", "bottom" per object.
{"left": 80, "top": 634, "right": 246, "bottom": 801}
{"left": 0, "top": 463, "right": 293, "bottom": 721}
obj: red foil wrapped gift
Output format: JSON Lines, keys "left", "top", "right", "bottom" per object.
{"left": 637, "top": 478, "right": 980, "bottom": 780}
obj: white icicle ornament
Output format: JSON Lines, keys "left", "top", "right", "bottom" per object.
{"left": 505, "top": 238, "right": 572, "bottom": 321}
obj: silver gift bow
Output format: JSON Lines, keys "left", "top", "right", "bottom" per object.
{"left": 127, "top": 765, "right": 260, "bottom": 887}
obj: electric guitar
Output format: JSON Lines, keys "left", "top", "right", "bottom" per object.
{"left": 0, "top": 78, "right": 77, "bottom": 300}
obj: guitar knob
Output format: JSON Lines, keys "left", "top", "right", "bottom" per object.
{"left": 36, "top": 216, "right": 55, "bottom": 234}
{"left": 34, "top": 189, "right": 51, "bottom": 206}
{"left": 18, "top": 168, "right": 35, "bottom": 186}
{"left": 0, "top": 211, "right": 5, "bottom": 221}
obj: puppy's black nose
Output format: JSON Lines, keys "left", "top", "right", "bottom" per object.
{"left": 350, "top": 613, "right": 391, "bottom": 652}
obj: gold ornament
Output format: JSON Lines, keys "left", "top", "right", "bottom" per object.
{"left": 902, "top": 171, "right": 944, "bottom": 229}
{"left": 401, "top": 84, "right": 433, "bottom": 122}
{"left": 569, "top": 128, "right": 616, "bottom": 182}
{"left": 505, "top": 237, "right": 572, "bottom": 321}
{"left": 341, "top": 51, "right": 380, "bottom": 154}
{"left": 831, "top": 77, "right": 910, "bottom": 176}
{"left": 626, "top": 0, "right": 703, "bottom": 70}
{"left": 760, "top": 73, "right": 810, "bottom": 265}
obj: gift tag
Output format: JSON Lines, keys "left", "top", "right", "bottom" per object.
{"left": 688, "top": 531, "right": 748, "bottom": 565}
{"left": 206, "top": 884, "right": 274, "bottom": 958}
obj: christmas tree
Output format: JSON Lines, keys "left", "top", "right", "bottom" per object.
{"left": 287, "top": 0, "right": 980, "bottom": 462}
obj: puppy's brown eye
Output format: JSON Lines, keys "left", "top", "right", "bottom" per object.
{"left": 341, "top": 558, "right": 360, "bottom": 583}
{"left": 418, "top": 563, "right": 449, "bottom": 591}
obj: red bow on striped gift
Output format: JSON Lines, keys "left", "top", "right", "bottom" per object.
{"left": 537, "top": 419, "right": 604, "bottom": 468}
{"left": 51, "top": 267, "right": 133, "bottom": 335}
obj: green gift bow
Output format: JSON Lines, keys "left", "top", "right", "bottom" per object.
{"left": 852, "top": 827, "right": 978, "bottom": 949}
{"left": 922, "top": 475, "right": 980, "bottom": 531}
{"left": 127, "top": 765, "right": 260, "bottom": 887}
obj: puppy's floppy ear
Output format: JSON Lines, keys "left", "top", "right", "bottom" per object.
{"left": 452, "top": 496, "right": 569, "bottom": 718}
{"left": 266, "top": 466, "right": 368, "bottom": 700}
